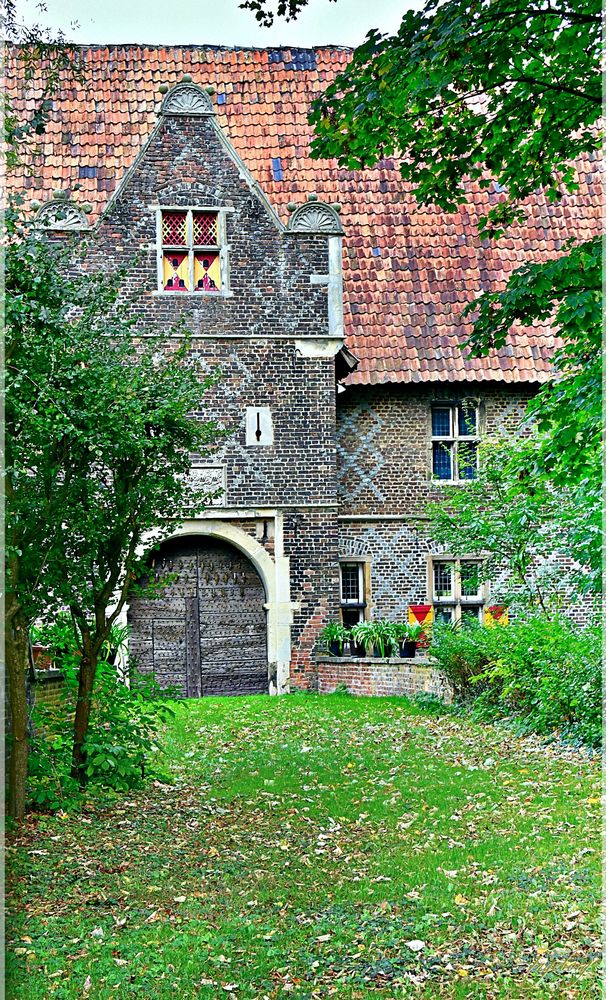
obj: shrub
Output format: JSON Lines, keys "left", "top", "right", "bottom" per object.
{"left": 429, "top": 615, "right": 601, "bottom": 746}
{"left": 29, "top": 619, "right": 175, "bottom": 810}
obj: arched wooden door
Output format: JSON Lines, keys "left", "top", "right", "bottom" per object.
{"left": 128, "top": 537, "right": 268, "bottom": 697}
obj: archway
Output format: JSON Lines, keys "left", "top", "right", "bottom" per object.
{"left": 128, "top": 535, "right": 269, "bottom": 697}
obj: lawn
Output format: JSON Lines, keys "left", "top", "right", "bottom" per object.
{"left": 6, "top": 694, "right": 601, "bottom": 999}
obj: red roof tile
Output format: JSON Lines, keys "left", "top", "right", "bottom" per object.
{"left": 6, "top": 44, "right": 602, "bottom": 385}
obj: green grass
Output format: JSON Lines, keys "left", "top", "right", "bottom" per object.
{"left": 6, "top": 694, "right": 601, "bottom": 999}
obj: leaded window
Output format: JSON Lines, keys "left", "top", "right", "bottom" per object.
{"left": 430, "top": 557, "right": 486, "bottom": 623}
{"left": 431, "top": 402, "right": 479, "bottom": 481}
{"left": 340, "top": 562, "right": 367, "bottom": 627}
{"left": 159, "top": 208, "right": 223, "bottom": 293}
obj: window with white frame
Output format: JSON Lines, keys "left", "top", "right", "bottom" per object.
{"left": 431, "top": 401, "right": 479, "bottom": 481}
{"left": 430, "top": 557, "right": 487, "bottom": 623}
{"left": 340, "top": 562, "right": 367, "bottom": 627}
{"left": 158, "top": 208, "right": 226, "bottom": 293}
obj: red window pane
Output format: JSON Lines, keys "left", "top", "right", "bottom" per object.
{"left": 193, "top": 212, "right": 218, "bottom": 245}
{"left": 162, "top": 211, "right": 187, "bottom": 245}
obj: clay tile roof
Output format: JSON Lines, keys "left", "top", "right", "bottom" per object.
{"left": 6, "top": 43, "right": 602, "bottom": 386}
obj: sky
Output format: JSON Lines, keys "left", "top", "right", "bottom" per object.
{"left": 14, "top": 0, "right": 415, "bottom": 47}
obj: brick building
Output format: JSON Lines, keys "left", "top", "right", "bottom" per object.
{"left": 9, "top": 46, "right": 600, "bottom": 696}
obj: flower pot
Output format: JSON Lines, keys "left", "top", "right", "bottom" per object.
{"left": 400, "top": 641, "right": 416, "bottom": 658}
{"left": 349, "top": 641, "right": 365, "bottom": 657}
{"left": 329, "top": 641, "right": 342, "bottom": 657}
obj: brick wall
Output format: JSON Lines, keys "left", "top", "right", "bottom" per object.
{"left": 337, "top": 382, "right": 535, "bottom": 518}
{"left": 317, "top": 656, "right": 453, "bottom": 702}
{"left": 81, "top": 108, "right": 343, "bottom": 683}
{"left": 334, "top": 382, "right": 594, "bottom": 625}
{"left": 32, "top": 671, "right": 66, "bottom": 709}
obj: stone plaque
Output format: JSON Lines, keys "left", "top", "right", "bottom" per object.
{"left": 188, "top": 464, "right": 226, "bottom": 507}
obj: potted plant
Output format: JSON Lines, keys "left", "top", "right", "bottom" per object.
{"left": 318, "top": 621, "right": 350, "bottom": 657}
{"left": 350, "top": 620, "right": 376, "bottom": 657}
{"left": 371, "top": 619, "right": 399, "bottom": 658}
{"left": 400, "top": 622, "right": 424, "bottom": 658}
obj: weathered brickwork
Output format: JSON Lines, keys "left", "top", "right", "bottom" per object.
{"left": 38, "top": 81, "right": 584, "bottom": 697}
{"left": 79, "top": 104, "right": 344, "bottom": 690}
{"left": 336, "top": 384, "right": 594, "bottom": 626}
{"left": 31, "top": 671, "right": 66, "bottom": 709}
{"left": 317, "top": 657, "right": 453, "bottom": 702}
{"left": 337, "top": 383, "right": 536, "bottom": 517}
{"left": 285, "top": 509, "right": 341, "bottom": 690}
{"left": 336, "top": 384, "right": 538, "bottom": 616}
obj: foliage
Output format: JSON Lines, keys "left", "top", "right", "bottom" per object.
{"left": 411, "top": 691, "right": 451, "bottom": 715}
{"left": 3, "top": 4, "right": 86, "bottom": 171}
{"left": 403, "top": 623, "right": 424, "bottom": 643}
{"left": 427, "top": 433, "right": 598, "bottom": 612}
{"left": 6, "top": 209, "right": 220, "bottom": 627}
{"left": 317, "top": 621, "right": 350, "bottom": 654}
{"left": 351, "top": 619, "right": 399, "bottom": 657}
{"left": 7, "top": 695, "right": 601, "bottom": 997}
{"left": 307, "top": 0, "right": 599, "bottom": 236}
{"left": 430, "top": 616, "right": 601, "bottom": 746}
{"left": 29, "top": 621, "right": 175, "bottom": 811}
{"left": 6, "top": 206, "right": 221, "bottom": 786}
{"left": 463, "top": 238, "right": 602, "bottom": 586}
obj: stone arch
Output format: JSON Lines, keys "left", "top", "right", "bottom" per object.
{"left": 126, "top": 518, "right": 292, "bottom": 696}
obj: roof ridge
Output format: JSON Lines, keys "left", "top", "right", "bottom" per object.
{"left": 7, "top": 42, "right": 355, "bottom": 54}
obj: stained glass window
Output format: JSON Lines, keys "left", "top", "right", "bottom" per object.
{"left": 431, "top": 401, "right": 479, "bottom": 481}
{"left": 159, "top": 209, "right": 222, "bottom": 293}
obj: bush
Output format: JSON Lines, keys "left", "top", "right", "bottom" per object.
{"left": 29, "top": 620, "right": 175, "bottom": 810}
{"left": 429, "top": 615, "right": 601, "bottom": 747}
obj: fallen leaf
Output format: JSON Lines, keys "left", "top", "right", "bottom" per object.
{"left": 405, "top": 940, "right": 425, "bottom": 952}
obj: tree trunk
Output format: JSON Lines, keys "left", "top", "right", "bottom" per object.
{"left": 70, "top": 652, "right": 97, "bottom": 788}
{"left": 6, "top": 599, "right": 30, "bottom": 821}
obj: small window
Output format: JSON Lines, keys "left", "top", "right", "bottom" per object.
{"left": 340, "top": 562, "right": 367, "bottom": 627}
{"left": 430, "top": 557, "right": 486, "bottom": 623}
{"left": 159, "top": 208, "right": 223, "bottom": 293}
{"left": 431, "top": 401, "right": 479, "bottom": 481}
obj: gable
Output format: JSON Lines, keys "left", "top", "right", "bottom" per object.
{"left": 6, "top": 44, "right": 601, "bottom": 386}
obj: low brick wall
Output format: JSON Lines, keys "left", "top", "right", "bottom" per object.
{"left": 33, "top": 670, "right": 66, "bottom": 709}
{"left": 316, "top": 656, "right": 452, "bottom": 703}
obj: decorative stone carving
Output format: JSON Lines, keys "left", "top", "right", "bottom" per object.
{"left": 187, "top": 465, "right": 226, "bottom": 506}
{"left": 34, "top": 200, "right": 89, "bottom": 231}
{"left": 161, "top": 83, "right": 214, "bottom": 117}
{"left": 286, "top": 201, "right": 343, "bottom": 235}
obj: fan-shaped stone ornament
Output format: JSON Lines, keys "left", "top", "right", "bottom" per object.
{"left": 286, "top": 202, "right": 343, "bottom": 235}
{"left": 34, "top": 201, "right": 89, "bottom": 231}
{"left": 161, "top": 83, "right": 214, "bottom": 116}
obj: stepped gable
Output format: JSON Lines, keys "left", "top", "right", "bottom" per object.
{"left": 6, "top": 44, "right": 601, "bottom": 385}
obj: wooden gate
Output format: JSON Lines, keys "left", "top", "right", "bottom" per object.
{"left": 128, "top": 537, "right": 268, "bottom": 697}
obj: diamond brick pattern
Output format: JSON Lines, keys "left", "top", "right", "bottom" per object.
{"left": 6, "top": 44, "right": 601, "bottom": 386}
{"left": 193, "top": 211, "right": 218, "bottom": 245}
